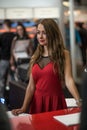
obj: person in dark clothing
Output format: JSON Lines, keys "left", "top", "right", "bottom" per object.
{"left": 79, "top": 23, "right": 87, "bottom": 66}
{"left": 0, "top": 19, "right": 15, "bottom": 97}
{"left": 0, "top": 103, "right": 12, "bottom": 130}
{"left": 80, "top": 65, "right": 87, "bottom": 130}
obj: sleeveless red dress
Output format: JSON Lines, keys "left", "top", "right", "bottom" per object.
{"left": 29, "top": 61, "right": 67, "bottom": 114}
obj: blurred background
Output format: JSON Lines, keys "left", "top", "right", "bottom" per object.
{"left": 0, "top": 0, "right": 87, "bottom": 109}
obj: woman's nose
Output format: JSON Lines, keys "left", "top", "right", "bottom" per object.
{"left": 39, "top": 33, "right": 43, "bottom": 38}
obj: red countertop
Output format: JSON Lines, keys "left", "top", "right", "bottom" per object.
{"left": 11, "top": 107, "right": 80, "bottom": 130}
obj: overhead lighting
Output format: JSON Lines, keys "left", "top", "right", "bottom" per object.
{"left": 63, "top": 1, "right": 69, "bottom": 7}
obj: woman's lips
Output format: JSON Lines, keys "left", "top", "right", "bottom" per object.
{"left": 40, "top": 40, "right": 45, "bottom": 42}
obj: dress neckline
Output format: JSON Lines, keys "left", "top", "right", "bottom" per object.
{"left": 36, "top": 61, "right": 52, "bottom": 70}
{"left": 41, "top": 55, "right": 49, "bottom": 58}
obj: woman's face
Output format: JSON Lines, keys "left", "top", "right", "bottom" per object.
{"left": 16, "top": 26, "right": 24, "bottom": 36}
{"left": 37, "top": 24, "right": 48, "bottom": 46}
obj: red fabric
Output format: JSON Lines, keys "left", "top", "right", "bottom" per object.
{"left": 29, "top": 62, "right": 67, "bottom": 114}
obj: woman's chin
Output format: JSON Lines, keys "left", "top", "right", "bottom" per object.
{"left": 39, "top": 43, "right": 47, "bottom": 46}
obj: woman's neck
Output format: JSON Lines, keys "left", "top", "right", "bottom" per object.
{"left": 43, "top": 45, "right": 48, "bottom": 56}
{"left": 5, "top": 28, "right": 11, "bottom": 32}
{"left": 19, "top": 35, "right": 23, "bottom": 38}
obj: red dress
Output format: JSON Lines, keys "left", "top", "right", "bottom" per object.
{"left": 29, "top": 61, "right": 67, "bottom": 114}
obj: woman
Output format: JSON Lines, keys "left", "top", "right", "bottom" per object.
{"left": 10, "top": 23, "right": 33, "bottom": 79}
{"left": 12, "top": 19, "right": 81, "bottom": 114}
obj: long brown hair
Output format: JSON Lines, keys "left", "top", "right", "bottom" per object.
{"left": 29, "top": 19, "right": 65, "bottom": 81}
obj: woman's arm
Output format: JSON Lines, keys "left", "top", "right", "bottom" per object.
{"left": 10, "top": 37, "right": 17, "bottom": 71}
{"left": 12, "top": 73, "right": 35, "bottom": 115}
{"left": 64, "top": 50, "right": 81, "bottom": 105}
{"left": 10, "top": 37, "right": 17, "bottom": 66}
{"left": 21, "top": 73, "right": 35, "bottom": 111}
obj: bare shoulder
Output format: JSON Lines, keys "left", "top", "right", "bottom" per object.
{"left": 64, "top": 50, "right": 70, "bottom": 58}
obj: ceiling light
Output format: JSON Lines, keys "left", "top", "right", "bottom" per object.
{"left": 63, "top": 1, "right": 69, "bottom": 7}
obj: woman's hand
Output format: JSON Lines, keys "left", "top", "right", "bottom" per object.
{"left": 10, "top": 65, "right": 16, "bottom": 71}
{"left": 76, "top": 99, "right": 82, "bottom": 107}
{"left": 12, "top": 107, "right": 26, "bottom": 116}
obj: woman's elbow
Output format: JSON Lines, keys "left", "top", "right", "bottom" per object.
{"left": 65, "top": 77, "right": 74, "bottom": 88}
{"left": 27, "top": 85, "right": 35, "bottom": 94}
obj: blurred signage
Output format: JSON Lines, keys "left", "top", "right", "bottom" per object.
{"left": 0, "top": 9, "right": 5, "bottom": 19}
{"left": 6, "top": 8, "right": 33, "bottom": 19}
{"left": 34, "top": 7, "right": 59, "bottom": 18}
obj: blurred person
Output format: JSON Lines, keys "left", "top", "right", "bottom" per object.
{"left": 79, "top": 23, "right": 87, "bottom": 66}
{"left": 0, "top": 19, "right": 15, "bottom": 97}
{"left": 80, "top": 65, "right": 87, "bottom": 130}
{"left": 74, "top": 23, "right": 82, "bottom": 47}
{"left": 10, "top": 23, "right": 33, "bottom": 80}
{"left": 65, "top": 22, "right": 82, "bottom": 51}
{"left": 74, "top": 23, "right": 83, "bottom": 65}
{"left": 12, "top": 19, "right": 81, "bottom": 115}
{"left": 0, "top": 103, "right": 12, "bottom": 130}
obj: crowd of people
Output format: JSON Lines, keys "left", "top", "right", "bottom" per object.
{"left": 0, "top": 20, "right": 35, "bottom": 98}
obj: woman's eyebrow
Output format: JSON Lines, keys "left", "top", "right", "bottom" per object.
{"left": 37, "top": 30, "right": 45, "bottom": 32}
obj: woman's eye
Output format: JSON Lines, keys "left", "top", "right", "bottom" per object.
{"left": 43, "top": 32, "right": 46, "bottom": 34}
{"left": 37, "top": 32, "right": 40, "bottom": 35}
{"left": 36, "top": 31, "right": 46, "bottom": 35}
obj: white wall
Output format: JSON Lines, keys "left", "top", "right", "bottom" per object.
{"left": 0, "top": 0, "right": 60, "bottom": 7}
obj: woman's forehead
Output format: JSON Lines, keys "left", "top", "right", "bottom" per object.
{"left": 17, "top": 26, "right": 23, "bottom": 29}
{"left": 37, "top": 24, "right": 45, "bottom": 30}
